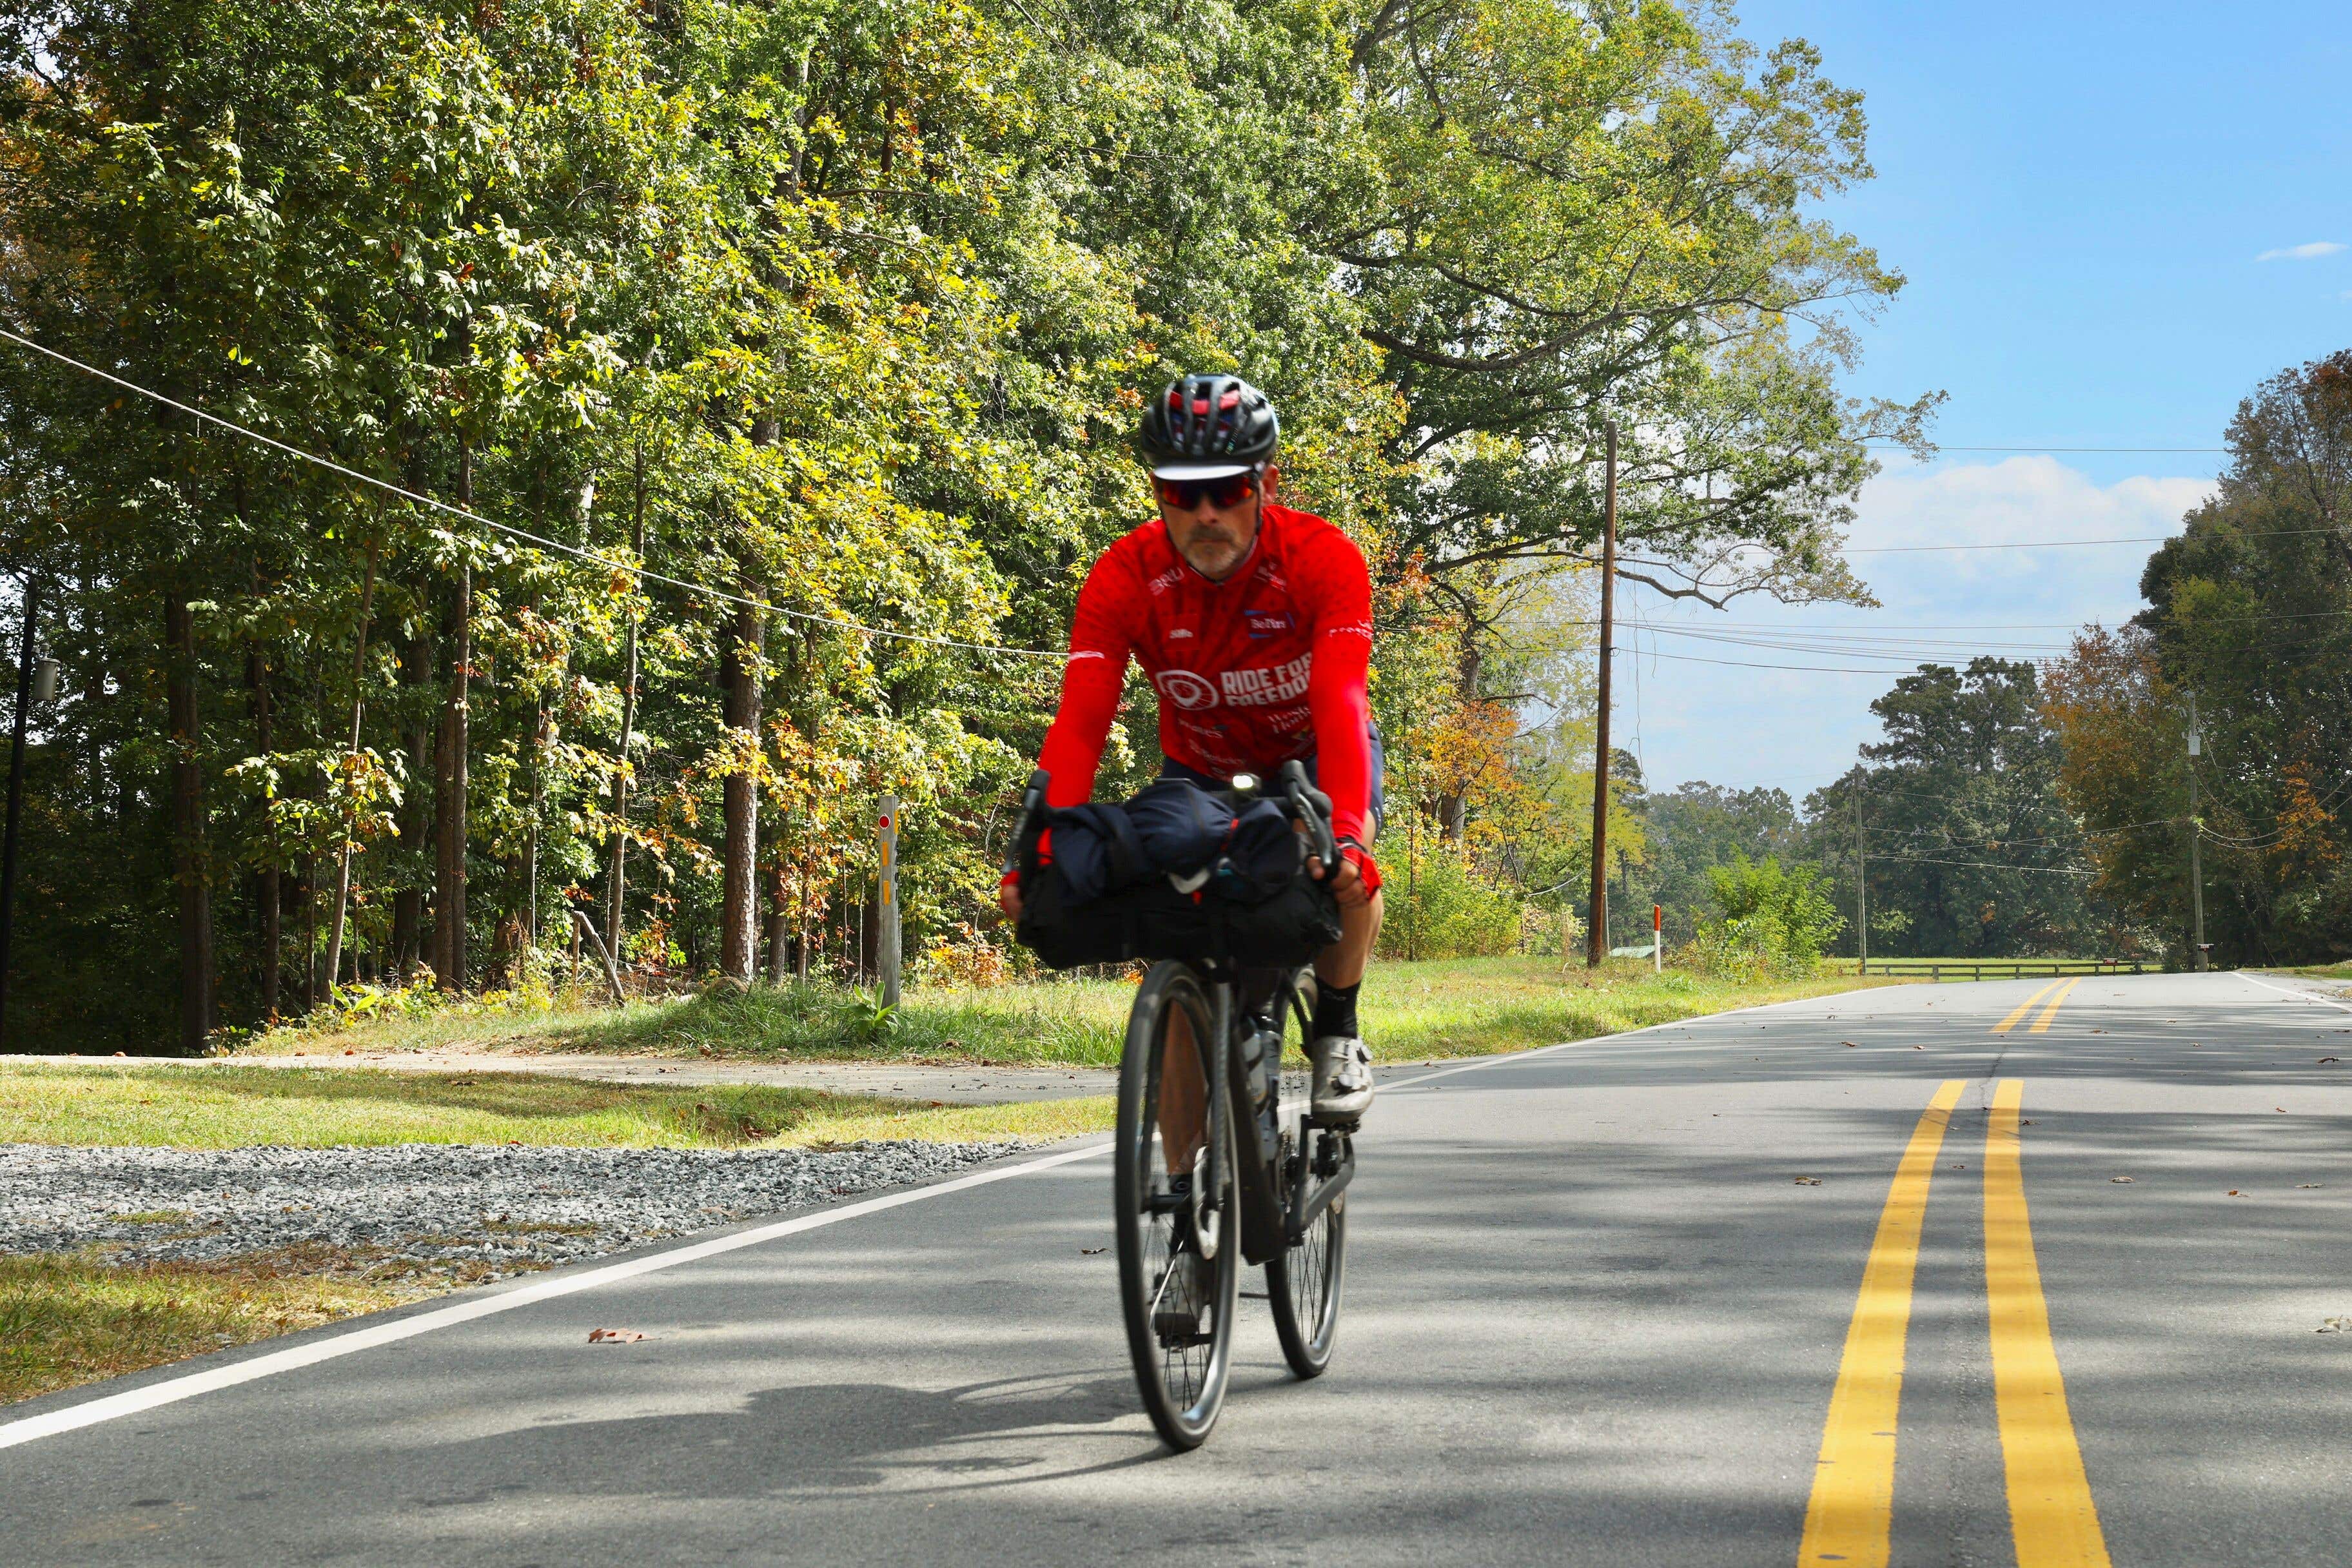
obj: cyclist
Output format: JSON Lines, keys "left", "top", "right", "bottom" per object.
{"left": 998, "top": 373, "right": 1384, "bottom": 1126}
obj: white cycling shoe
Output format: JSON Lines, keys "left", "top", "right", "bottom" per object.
{"left": 1310, "top": 1035, "right": 1375, "bottom": 1123}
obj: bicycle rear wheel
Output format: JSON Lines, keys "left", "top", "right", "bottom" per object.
{"left": 1267, "top": 968, "right": 1348, "bottom": 1378}
{"left": 1114, "top": 961, "right": 1239, "bottom": 1450}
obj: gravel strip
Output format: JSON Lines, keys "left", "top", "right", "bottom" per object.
{"left": 0, "top": 1141, "right": 1028, "bottom": 1276}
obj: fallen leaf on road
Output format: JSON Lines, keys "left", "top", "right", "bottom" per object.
{"left": 2319, "top": 1317, "right": 2351, "bottom": 1334}
{"left": 1950, "top": 1163, "right": 1966, "bottom": 1170}
{"left": 2300, "top": 1184, "right": 2323, "bottom": 1190}
{"left": 2320, "top": 1057, "right": 2340, "bottom": 1065}
{"left": 1080, "top": 1247, "right": 1104, "bottom": 1255}
{"left": 2111, "top": 1177, "right": 2134, "bottom": 1184}
{"left": 587, "top": 1329, "right": 646, "bottom": 1344}
{"left": 2228, "top": 1190, "right": 2242, "bottom": 1197}
{"left": 1794, "top": 1177, "right": 1821, "bottom": 1186}
{"left": 2278, "top": 1107, "right": 2288, "bottom": 1113}
{"left": 2021, "top": 1119, "right": 2034, "bottom": 1125}
{"left": 1910, "top": 1044, "right": 1925, "bottom": 1051}
{"left": 1842, "top": 1041, "right": 1857, "bottom": 1048}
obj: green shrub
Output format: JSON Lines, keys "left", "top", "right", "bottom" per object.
{"left": 1377, "top": 834, "right": 1526, "bottom": 959}
{"left": 1684, "top": 854, "right": 1845, "bottom": 981}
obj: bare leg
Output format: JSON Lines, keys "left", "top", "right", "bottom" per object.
{"left": 1314, "top": 888, "right": 1383, "bottom": 992}
{"left": 1158, "top": 998, "right": 1206, "bottom": 1176}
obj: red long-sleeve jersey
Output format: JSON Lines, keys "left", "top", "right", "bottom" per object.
{"left": 1037, "top": 503, "right": 1377, "bottom": 845}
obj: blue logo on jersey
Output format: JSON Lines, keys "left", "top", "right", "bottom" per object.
{"left": 1245, "top": 609, "right": 1293, "bottom": 638}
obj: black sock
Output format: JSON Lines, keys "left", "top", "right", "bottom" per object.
{"left": 1313, "top": 980, "right": 1361, "bottom": 1041}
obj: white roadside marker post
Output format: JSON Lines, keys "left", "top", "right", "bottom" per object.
{"left": 877, "top": 794, "right": 902, "bottom": 1010}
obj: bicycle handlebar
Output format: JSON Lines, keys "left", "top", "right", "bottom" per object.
{"left": 1008, "top": 761, "right": 1341, "bottom": 889}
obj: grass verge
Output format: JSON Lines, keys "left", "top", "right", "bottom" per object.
{"left": 239, "top": 958, "right": 1912, "bottom": 1067}
{"left": 0, "top": 1063, "right": 1112, "bottom": 1150}
{"left": 1, "top": 1251, "right": 438, "bottom": 1406}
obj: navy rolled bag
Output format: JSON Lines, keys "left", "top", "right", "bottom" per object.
{"left": 1013, "top": 778, "right": 1342, "bottom": 970}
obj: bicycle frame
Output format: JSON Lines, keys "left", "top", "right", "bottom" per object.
{"left": 1007, "top": 759, "right": 1353, "bottom": 1265}
{"left": 1197, "top": 961, "right": 1353, "bottom": 1268}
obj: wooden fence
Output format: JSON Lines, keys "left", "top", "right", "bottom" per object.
{"left": 1849, "top": 958, "right": 2148, "bottom": 983}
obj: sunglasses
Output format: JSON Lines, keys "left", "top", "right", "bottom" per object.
{"left": 1154, "top": 470, "right": 1260, "bottom": 511}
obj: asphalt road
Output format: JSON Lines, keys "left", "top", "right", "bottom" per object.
{"left": 7, "top": 969, "right": 2352, "bottom": 1565}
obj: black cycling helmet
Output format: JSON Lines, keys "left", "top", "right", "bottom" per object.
{"left": 1138, "top": 373, "right": 1279, "bottom": 478}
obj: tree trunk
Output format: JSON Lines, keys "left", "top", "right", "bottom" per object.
{"left": 523, "top": 689, "right": 547, "bottom": 950}
{"left": 299, "top": 859, "right": 317, "bottom": 1013}
{"left": 1437, "top": 633, "right": 1480, "bottom": 842}
{"left": 718, "top": 601, "right": 762, "bottom": 984}
{"left": 165, "top": 591, "right": 213, "bottom": 1052}
{"left": 605, "top": 441, "right": 647, "bottom": 955}
{"left": 247, "top": 637, "right": 279, "bottom": 1019}
{"left": 322, "top": 538, "right": 380, "bottom": 995}
{"left": 765, "top": 858, "right": 790, "bottom": 985}
{"left": 434, "top": 449, "right": 473, "bottom": 991}
{"left": 391, "top": 625, "right": 432, "bottom": 979}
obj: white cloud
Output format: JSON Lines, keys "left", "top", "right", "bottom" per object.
{"left": 1621, "top": 460, "right": 2220, "bottom": 796}
{"left": 2256, "top": 240, "right": 2346, "bottom": 262}
{"left": 1843, "top": 457, "right": 2215, "bottom": 608}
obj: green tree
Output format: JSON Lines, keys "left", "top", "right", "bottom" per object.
{"left": 2047, "top": 350, "right": 2352, "bottom": 965}
{"left": 1806, "top": 659, "right": 2102, "bottom": 959}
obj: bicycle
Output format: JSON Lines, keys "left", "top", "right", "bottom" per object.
{"left": 1008, "top": 761, "right": 1355, "bottom": 1451}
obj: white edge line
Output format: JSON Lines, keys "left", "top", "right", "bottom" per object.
{"left": 0, "top": 1139, "right": 1112, "bottom": 1451}
{"left": 2236, "top": 971, "right": 2352, "bottom": 1013}
{"left": 1, "top": 974, "right": 1898, "bottom": 1450}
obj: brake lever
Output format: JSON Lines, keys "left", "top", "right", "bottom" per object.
{"left": 1279, "top": 759, "right": 1337, "bottom": 871}
{"left": 1004, "top": 767, "right": 1050, "bottom": 881}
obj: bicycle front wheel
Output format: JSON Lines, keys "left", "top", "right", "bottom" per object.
{"left": 1266, "top": 967, "right": 1347, "bottom": 1377}
{"left": 1114, "top": 961, "right": 1240, "bottom": 1451}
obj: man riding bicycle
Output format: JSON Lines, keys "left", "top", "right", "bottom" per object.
{"left": 998, "top": 373, "right": 1384, "bottom": 1125}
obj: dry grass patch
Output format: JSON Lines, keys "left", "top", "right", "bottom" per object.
{"left": 0, "top": 1062, "right": 1108, "bottom": 1150}
{"left": 0, "top": 1251, "right": 443, "bottom": 1406}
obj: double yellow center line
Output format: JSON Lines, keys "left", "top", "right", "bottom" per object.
{"left": 1994, "top": 977, "right": 2081, "bottom": 1035}
{"left": 1798, "top": 1080, "right": 2110, "bottom": 1567}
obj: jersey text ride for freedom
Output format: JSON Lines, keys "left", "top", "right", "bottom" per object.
{"left": 1037, "top": 504, "right": 1377, "bottom": 847}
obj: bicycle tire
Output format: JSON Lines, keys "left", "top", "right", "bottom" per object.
{"left": 1114, "top": 961, "right": 1240, "bottom": 1450}
{"left": 1266, "top": 967, "right": 1347, "bottom": 1378}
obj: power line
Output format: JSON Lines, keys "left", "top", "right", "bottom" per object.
{"left": 1863, "top": 854, "right": 2098, "bottom": 877}
{"left": 1863, "top": 444, "right": 2228, "bottom": 455}
{"left": 1608, "top": 643, "right": 2025, "bottom": 676}
{"left": 1836, "top": 527, "right": 2338, "bottom": 556}
{"left": 0, "top": 326, "right": 1071, "bottom": 662}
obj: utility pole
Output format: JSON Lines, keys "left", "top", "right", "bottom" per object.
{"left": 1585, "top": 420, "right": 1617, "bottom": 968}
{"left": 0, "top": 576, "right": 41, "bottom": 1048}
{"left": 1854, "top": 780, "right": 1868, "bottom": 975}
{"left": 2186, "top": 693, "right": 2207, "bottom": 971}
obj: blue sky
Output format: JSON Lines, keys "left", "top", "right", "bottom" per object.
{"left": 1625, "top": 0, "right": 2352, "bottom": 804}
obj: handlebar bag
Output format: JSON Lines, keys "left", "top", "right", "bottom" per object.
{"left": 1013, "top": 779, "right": 1341, "bottom": 970}
{"left": 1016, "top": 869, "right": 1342, "bottom": 971}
